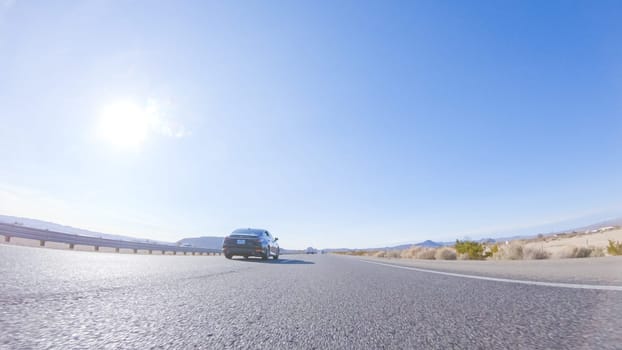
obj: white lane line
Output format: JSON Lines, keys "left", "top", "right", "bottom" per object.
{"left": 360, "top": 260, "right": 622, "bottom": 291}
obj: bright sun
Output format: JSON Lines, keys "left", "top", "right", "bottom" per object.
{"left": 97, "top": 100, "right": 150, "bottom": 150}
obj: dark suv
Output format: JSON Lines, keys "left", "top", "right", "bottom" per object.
{"left": 222, "top": 228, "right": 279, "bottom": 260}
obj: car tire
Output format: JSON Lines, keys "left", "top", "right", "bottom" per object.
{"left": 262, "top": 247, "right": 269, "bottom": 260}
{"left": 273, "top": 254, "right": 279, "bottom": 260}
{"left": 225, "top": 254, "right": 232, "bottom": 259}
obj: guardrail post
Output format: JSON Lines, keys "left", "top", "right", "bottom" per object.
{"left": 148, "top": 250, "right": 152, "bottom": 254}
{"left": 133, "top": 248, "right": 137, "bottom": 254}
{"left": 183, "top": 251, "right": 187, "bottom": 255}
{"left": 69, "top": 243, "right": 74, "bottom": 250}
{"left": 115, "top": 247, "right": 120, "bottom": 253}
{"left": 94, "top": 246, "right": 99, "bottom": 252}
{"left": 39, "top": 240, "right": 45, "bottom": 247}
{"left": 173, "top": 251, "right": 176, "bottom": 255}
{"left": 4, "top": 236, "right": 10, "bottom": 243}
{"left": 161, "top": 250, "right": 165, "bottom": 255}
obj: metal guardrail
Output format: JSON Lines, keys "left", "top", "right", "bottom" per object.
{"left": 0, "top": 223, "right": 221, "bottom": 255}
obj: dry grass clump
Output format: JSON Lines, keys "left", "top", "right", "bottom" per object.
{"left": 434, "top": 247, "right": 457, "bottom": 260}
{"left": 590, "top": 248, "right": 605, "bottom": 258}
{"left": 373, "top": 251, "right": 386, "bottom": 258}
{"left": 400, "top": 246, "right": 418, "bottom": 259}
{"left": 416, "top": 249, "right": 436, "bottom": 260}
{"left": 523, "top": 247, "right": 551, "bottom": 260}
{"left": 384, "top": 250, "right": 402, "bottom": 258}
{"left": 341, "top": 245, "right": 457, "bottom": 260}
{"left": 494, "top": 242, "right": 524, "bottom": 260}
{"left": 553, "top": 246, "right": 603, "bottom": 259}
{"left": 347, "top": 250, "right": 369, "bottom": 256}
{"left": 400, "top": 246, "right": 436, "bottom": 259}
{"left": 334, "top": 250, "right": 376, "bottom": 256}
{"left": 336, "top": 249, "right": 402, "bottom": 258}
{"left": 494, "top": 242, "right": 606, "bottom": 260}
{"left": 575, "top": 247, "right": 592, "bottom": 258}
{"left": 553, "top": 246, "right": 577, "bottom": 259}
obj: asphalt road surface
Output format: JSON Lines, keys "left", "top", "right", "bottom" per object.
{"left": 1, "top": 244, "right": 621, "bottom": 349}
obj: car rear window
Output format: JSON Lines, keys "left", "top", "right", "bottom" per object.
{"left": 230, "top": 232, "right": 261, "bottom": 237}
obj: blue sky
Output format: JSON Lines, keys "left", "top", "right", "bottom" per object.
{"left": 1, "top": 1, "right": 621, "bottom": 249}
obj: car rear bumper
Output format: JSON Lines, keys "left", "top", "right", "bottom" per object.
{"left": 223, "top": 246, "right": 265, "bottom": 257}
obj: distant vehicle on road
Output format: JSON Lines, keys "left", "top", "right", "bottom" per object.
{"left": 222, "top": 228, "right": 279, "bottom": 260}
{"left": 306, "top": 247, "right": 317, "bottom": 254}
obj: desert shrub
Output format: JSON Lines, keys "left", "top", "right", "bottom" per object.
{"left": 506, "top": 242, "right": 524, "bottom": 260}
{"left": 554, "top": 246, "right": 602, "bottom": 259}
{"left": 607, "top": 240, "right": 622, "bottom": 256}
{"left": 385, "top": 250, "right": 402, "bottom": 258}
{"left": 399, "top": 246, "right": 436, "bottom": 259}
{"left": 523, "top": 247, "right": 550, "bottom": 260}
{"left": 555, "top": 246, "right": 579, "bottom": 259}
{"left": 493, "top": 242, "right": 524, "bottom": 260}
{"left": 490, "top": 244, "right": 499, "bottom": 255}
{"left": 400, "top": 246, "right": 420, "bottom": 259}
{"left": 575, "top": 247, "right": 592, "bottom": 258}
{"left": 455, "top": 240, "right": 489, "bottom": 260}
{"left": 435, "top": 247, "right": 457, "bottom": 260}
{"left": 373, "top": 251, "right": 386, "bottom": 258}
{"left": 415, "top": 248, "right": 436, "bottom": 260}
{"left": 590, "top": 248, "right": 605, "bottom": 258}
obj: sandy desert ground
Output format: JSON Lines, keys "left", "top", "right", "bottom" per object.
{"left": 522, "top": 228, "right": 622, "bottom": 258}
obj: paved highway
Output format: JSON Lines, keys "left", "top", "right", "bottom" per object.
{"left": 1, "top": 244, "right": 621, "bottom": 349}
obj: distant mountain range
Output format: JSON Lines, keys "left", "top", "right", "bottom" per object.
{"left": 0, "top": 215, "right": 175, "bottom": 245}
{"left": 323, "top": 217, "right": 622, "bottom": 252}
{"left": 573, "top": 217, "right": 622, "bottom": 232}
{"left": 414, "top": 240, "right": 446, "bottom": 248}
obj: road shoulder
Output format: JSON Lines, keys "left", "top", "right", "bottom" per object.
{"left": 345, "top": 255, "right": 622, "bottom": 287}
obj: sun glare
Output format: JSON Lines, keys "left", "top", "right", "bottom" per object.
{"left": 97, "top": 100, "right": 150, "bottom": 150}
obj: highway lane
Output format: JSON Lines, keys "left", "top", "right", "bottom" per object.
{"left": 1, "top": 244, "right": 621, "bottom": 349}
